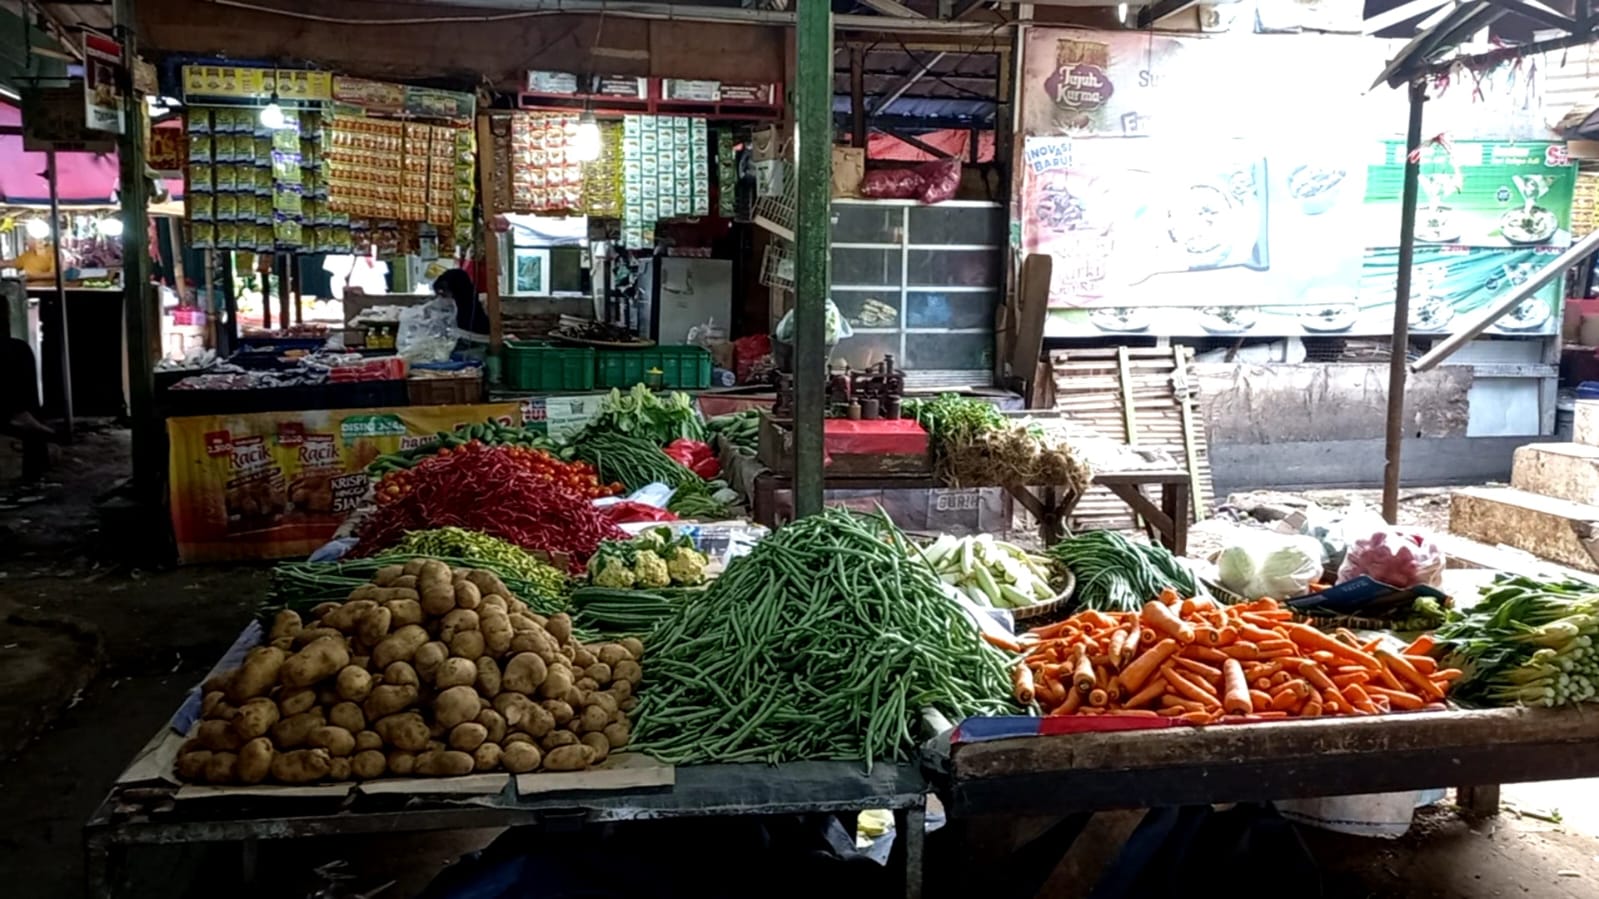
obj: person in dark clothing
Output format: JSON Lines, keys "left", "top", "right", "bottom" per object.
{"left": 432, "top": 269, "right": 491, "bottom": 337}
{"left": 0, "top": 325, "right": 50, "bottom": 486}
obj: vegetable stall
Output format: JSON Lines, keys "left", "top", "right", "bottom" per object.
{"left": 88, "top": 392, "right": 1599, "bottom": 896}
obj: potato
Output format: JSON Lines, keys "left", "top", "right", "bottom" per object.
{"left": 293, "top": 626, "right": 344, "bottom": 648}
{"left": 478, "top": 609, "right": 510, "bottom": 649}
{"left": 476, "top": 658, "right": 502, "bottom": 697}
{"left": 416, "top": 750, "right": 475, "bottom": 777}
{"left": 204, "top": 751, "right": 239, "bottom": 783}
{"left": 401, "top": 559, "right": 427, "bottom": 577}
{"left": 545, "top": 613, "right": 574, "bottom": 646}
{"left": 622, "top": 636, "right": 648, "bottom": 659}
{"left": 597, "top": 644, "right": 633, "bottom": 668}
{"left": 386, "top": 598, "right": 424, "bottom": 629}
{"left": 449, "top": 631, "right": 486, "bottom": 660}
{"left": 383, "top": 661, "right": 420, "bottom": 688}
{"left": 335, "top": 666, "right": 373, "bottom": 702}
{"left": 374, "top": 712, "right": 430, "bottom": 752}
{"left": 578, "top": 703, "right": 609, "bottom": 734}
{"left": 563, "top": 685, "right": 587, "bottom": 709}
{"left": 472, "top": 742, "right": 503, "bottom": 772}
{"left": 357, "top": 606, "right": 392, "bottom": 647}
{"left": 270, "top": 748, "right": 332, "bottom": 784}
{"left": 602, "top": 721, "right": 630, "bottom": 749}
{"left": 354, "top": 729, "right": 383, "bottom": 752}
{"left": 328, "top": 757, "right": 352, "bottom": 781}
{"left": 226, "top": 646, "right": 287, "bottom": 704}
{"left": 608, "top": 680, "right": 634, "bottom": 703}
{"left": 351, "top": 655, "right": 370, "bottom": 670}
{"left": 308, "top": 725, "right": 356, "bottom": 757}
{"left": 352, "top": 749, "right": 387, "bottom": 780}
{"left": 453, "top": 579, "right": 483, "bottom": 610}
{"left": 306, "top": 602, "right": 341, "bottom": 622}
{"left": 509, "top": 614, "right": 537, "bottom": 635}
{"left": 269, "top": 609, "right": 303, "bottom": 643}
{"left": 449, "top": 722, "right": 489, "bottom": 751}
{"left": 509, "top": 627, "right": 557, "bottom": 657}
{"left": 318, "top": 687, "right": 342, "bottom": 707}
{"left": 481, "top": 594, "right": 509, "bottom": 613}
{"left": 232, "top": 697, "right": 280, "bottom": 740}
{"left": 373, "top": 564, "right": 405, "bottom": 586}
{"left": 372, "top": 625, "right": 429, "bottom": 669}
{"left": 571, "top": 646, "right": 598, "bottom": 669}
{"left": 371, "top": 587, "right": 420, "bottom": 604}
{"left": 465, "top": 569, "right": 509, "bottom": 598}
{"left": 269, "top": 709, "right": 324, "bottom": 748}
{"left": 501, "top": 741, "right": 542, "bottom": 773}
{"left": 201, "top": 690, "right": 229, "bottom": 719}
{"left": 281, "top": 637, "right": 352, "bottom": 689}
{"left": 176, "top": 750, "right": 212, "bottom": 781}
{"left": 613, "top": 659, "right": 642, "bottom": 687}
{"left": 504, "top": 732, "right": 534, "bottom": 746}
{"left": 320, "top": 702, "right": 360, "bottom": 734}
{"left": 196, "top": 719, "right": 244, "bottom": 752}
{"left": 537, "top": 663, "right": 572, "bottom": 699}
{"left": 387, "top": 751, "right": 417, "bottom": 775}
{"left": 538, "top": 698, "right": 574, "bottom": 726}
{"left": 543, "top": 744, "right": 594, "bottom": 772}
{"left": 500, "top": 653, "right": 548, "bottom": 695}
{"left": 349, "top": 585, "right": 380, "bottom": 603}
{"left": 435, "top": 657, "right": 477, "bottom": 690}
{"left": 437, "top": 608, "right": 479, "bottom": 643}
{"left": 492, "top": 692, "right": 534, "bottom": 727}
{"left": 564, "top": 717, "right": 584, "bottom": 735}
{"left": 413, "top": 642, "right": 450, "bottom": 682}
{"left": 575, "top": 677, "right": 599, "bottom": 693}
{"left": 475, "top": 709, "right": 507, "bottom": 744}
{"left": 585, "top": 691, "right": 619, "bottom": 716}
{"left": 363, "top": 684, "right": 419, "bottom": 720}
{"left": 541, "top": 730, "right": 579, "bottom": 752}
{"left": 203, "top": 666, "right": 236, "bottom": 696}
{"left": 418, "top": 561, "right": 455, "bottom": 616}
{"left": 620, "top": 697, "right": 638, "bottom": 713}
{"left": 581, "top": 732, "right": 611, "bottom": 764}
{"left": 322, "top": 599, "right": 376, "bottom": 633}
{"left": 520, "top": 702, "right": 555, "bottom": 737}
{"left": 434, "top": 685, "right": 481, "bottom": 729}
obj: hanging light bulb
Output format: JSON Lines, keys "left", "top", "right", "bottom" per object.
{"left": 25, "top": 218, "right": 51, "bottom": 239}
{"left": 1117, "top": 2, "right": 1128, "bottom": 21}
{"left": 259, "top": 98, "right": 288, "bottom": 130}
{"left": 98, "top": 216, "right": 124, "bottom": 237}
{"left": 573, "top": 112, "right": 603, "bottom": 163}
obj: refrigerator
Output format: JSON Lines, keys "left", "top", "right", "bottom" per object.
{"left": 653, "top": 257, "right": 732, "bottom": 345}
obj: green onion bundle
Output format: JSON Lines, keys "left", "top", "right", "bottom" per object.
{"left": 1434, "top": 574, "right": 1599, "bottom": 707}
{"left": 630, "top": 508, "right": 1018, "bottom": 767}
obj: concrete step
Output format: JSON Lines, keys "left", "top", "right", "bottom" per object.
{"left": 1575, "top": 400, "right": 1599, "bottom": 447}
{"left": 1434, "top": 531, "right": 1596, "bottom": 580}
{"left": 1449, "top": 486, "right": 1599, "bottom": 573}
{"left": 1511, "top": 442, "right": 1599, "bottom": 505}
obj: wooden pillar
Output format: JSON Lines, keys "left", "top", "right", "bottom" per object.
{"left": 276, "top": 253, "right": 291, "bottom": 327}
{"left": 1382, "top": 79, "right": 1426, "bottom": 525}
{"left": 115, "top": 0, "right": 158, "bottom": 501}
{"left": 475, "top": 115, "right": 504, "bottom": 370}
{"left": 793, "top": 1, "right": 833, "bottom": 518}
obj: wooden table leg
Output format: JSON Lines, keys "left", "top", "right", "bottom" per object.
{"left": 753, "top": 474, "right": 776, "bottom": 528}
{"left": 1162, "top": 482, "right": 1190, "bottom": 556}
{"left": 1457, "top": 783, "right": 1502, "bottom": 817}
{"left": 899, "top": 804, "right": 925, "bottom": 899}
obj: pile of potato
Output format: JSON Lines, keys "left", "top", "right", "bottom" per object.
{"left": 176, "top": 559, "right": 643, "bottom": 785}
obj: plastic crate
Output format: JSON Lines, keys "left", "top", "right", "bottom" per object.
{"left": 504, "top": 341, "right": 596, "bottom": 391}
{"left": 596, "top": 346, "right": 712, "bottom": 390}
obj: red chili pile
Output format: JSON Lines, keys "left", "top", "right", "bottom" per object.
{"left": 377, "top": 443, "right": 623, "bottom": 506}
{"left": 357, "top": 444, "right": 626, "bottom": 569}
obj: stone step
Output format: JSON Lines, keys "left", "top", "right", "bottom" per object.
{"left": 1434, "top": 531, "right": 1595, "bottom": 581}
{"left": 1511, "top": 442, "right": 1599, "bottom": 505}
{"left": 1575, "top": 400, "right": 1599, "bottom": 447}
{"left": 1449, "top": 486, "right": 1599, "bottom": 573}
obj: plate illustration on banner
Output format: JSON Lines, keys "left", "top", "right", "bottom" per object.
{"left": 1415, "top": 207, "right": 1458, "bottom": 243}
{"left": 1493, "top": 297, "right": 1552, "bottom": 332}
{"left": 1500, "top": 206, "right": 1558, "bottom": 245}
{"left": 1166, "top": 183, "right": 1245, "bottom": 269}
{"left": 1408, "top": 296, "right": 1454, "bottom": 332}
{"left": 1288, "top": 165, "right": 1346, "bottom": 216}
{"left": 1089, "top": 307, "right": 1152, "bottom": 332}
{"left": 1197, "top": 306, "right": 1258, "bottom": 335}
{"left": 1299, "top": 304, "right": 1357, "bottom": 333}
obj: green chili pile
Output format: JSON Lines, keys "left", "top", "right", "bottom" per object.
{"left": 630, "top": 508, "right": 1018, "bottom": 767}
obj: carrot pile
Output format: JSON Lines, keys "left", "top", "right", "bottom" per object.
{"left": 1000, "top": 590, "right": 1459, "bottom": 724}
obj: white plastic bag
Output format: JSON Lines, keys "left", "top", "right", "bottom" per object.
{"left": 1216, "top": 532, "right": 1325, "bottom": 600}
{"left": 774, "top": 299, "right": 855, "bottom": 346}
{"left": 396, "top": 297, "right": 458, "bottom": 363}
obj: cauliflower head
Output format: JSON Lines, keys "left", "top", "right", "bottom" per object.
{"left": 633, "top": 549, "right": 671, "bottom": 588}
{"left": 590, "top": 555, "right": 637, "bottom": 588}
{"left": 666, "top": 547, "right": 708, "bottom": 585}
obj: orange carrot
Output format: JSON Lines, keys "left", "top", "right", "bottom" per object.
{"left": 1123, "top": 676, "right": 1168, "bottom": 709}
{"left": 1122, "top": 626, "right": 1143, "bottom": 665}
{"left": 1088, "top": 687, "right": 1109, "bottom": 707}
{"left": 1341, "top": 683, "right": 1379, "bottom": 714}
{"left": 1298, "top": 661, "right": 1337, "bottom": 693}
{"left": 1162, "top": 667, "right": 1220, "bottom": 707}
{"left": 1376, "top": 648, "right": 1445, "bottom": 701}
{"left": 1270, "top": 670, "right": 1293, "bottom": 687}
{"left": 1238, "top": 598, "right": 1280, "bottom": 611}
{"left": 1249, "top": 689, "right": 1274, "bottom": 711}
{"left": 1241, "top": 609, "right": 1293, "bottom": 622}
{"left": 1078, "top": 609, "right": 1118, "bottom": 630}
{"left": 1403, "top": 634, "right": 1435, "bottom": 656}
{"left": 1310, "top": 650, "right": 1338, "bottom": 664}
{"left": 1372, "top": 664, "right": 1406, "bottom": 692}
{"left": 1174, "top": 656, "right": 1222, "bottom": 680}
{"left": 1013, "top": 664, "right": 1036, "bottom": 704}
{"left": 1299, "top": 701, "right": 1323, "bottom": 717}
{"left": 1108, "top": 628, "right": 1129, "bottom": 667}
{"left": 1252, "top": 711, "right": 1289, "bottom": 719}
{"left": 1238, "top": 623, "right": 1280, "bottom": 643}
{"left": 1431, "top": 668, "right": 1463, "bottom": 682}
{"left": 1284, "top": 623, "right": 1382, "bottom": 670}
{"left": 1037, "top": 674, "right": 1067, "bottom": 709}
{"left": 1253, "top": 677, "right": 1273, "bottom": 691}
{"left": 1073, "top": 645, "right": 1096, "bottom": 694}
{"left": 1053, "top": 688, "right": 1084, "bottom": 715}
{"left": 1120, "top": 638, "right": 1181, "bottom": 692}
{"left": 1269, "top": 686, "right": 1301, "bottom": 711}
{"left": 1158, "top": 587, "right": 1182, "bottom": 606}
{"left": 1181, "top": 645, "right": 1229, "bottom": 664}
{"left": 1259, "top": 638, "right": 1296, "bottom": 653}
{"left": 1177, "top": 710, "right": 1216, "bottom": 725}
{"left": 983, "top": 631, "right": 1024, "bottom": 653}
{"left": 1221, "top": 642, "right": 1262, "bottom": 660}
{"left": 1335, "top": 627, "right": 1363, "bottom": 647}
{"left": 1403, "top": 654, "right": 1438, "bottom": 675}
{"left": 1222, "top": 658, "right": 1252, "bottom": 715}
{"left": 1103, "top": 709, "right": 1162, "bottom": 718}
{"left": 1365, "top": 685, "right": 1425, "bottom": 710}
{"left": 1331, "top": 671, "right": 1371, "bottom": 687}
{"left": 1160, "top": 695, "right": 1206, "bottom": 712}
{"left": 1142, "top": 600, "right": 1196, "bottom": 644}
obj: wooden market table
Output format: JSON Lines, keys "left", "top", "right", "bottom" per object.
{"left": 750, "top": 468, "right": 1191, "bottom": 555}
{"left": 84, "top": 760, "right": 928, "bottom": 899}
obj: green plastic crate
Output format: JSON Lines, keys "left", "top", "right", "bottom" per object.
{"left": 596, "top": 346, "right": 712, "bottom": 390}
{"left": 503, "top": 341, "right": 596, "bottom": 391}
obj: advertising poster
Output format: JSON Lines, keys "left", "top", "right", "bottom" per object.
{"left": 168, "top": 403, "right": 521, "bottom": 563}
{"left": 82, "top": 30, "right": 126, "bottom": 135}
{"left": 1020, "top": 27, "right": 1572, "bottom": 338}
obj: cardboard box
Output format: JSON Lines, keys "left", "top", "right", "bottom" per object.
{"left": 832, "top": 146, "right": 865, "bottom": 198}
{"left": 751, "top": 125, "right": 785, "bottom": 161}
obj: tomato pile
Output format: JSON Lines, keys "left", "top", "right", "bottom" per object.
{"left": 377, "top": 441, "right": 623, "bottom": 506}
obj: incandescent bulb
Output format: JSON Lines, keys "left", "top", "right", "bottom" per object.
{"left": 259, "top": 102, "right": 287, "bottom": 130}
{"left": 25, "top": 218, "right": 51, "bottom": 239}
{"left": 573, "top": 114, "right": 603, "bottom": 163}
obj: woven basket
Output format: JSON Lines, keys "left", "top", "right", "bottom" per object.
{"left": 1011, "top": 568, "right": 1077, "bottom": 622}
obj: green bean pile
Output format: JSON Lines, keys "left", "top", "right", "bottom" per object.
{"left": 630, "top": 508, "right": 1018, "bottom": 768}
{"left": 567, "top": 431, "right": 696, "bottom": 491}
{"left": 1046, "top": 529, "right": 1198, "bottom": 612}
{"left": 569, "top": 586, "right": 679, "bottom": 635}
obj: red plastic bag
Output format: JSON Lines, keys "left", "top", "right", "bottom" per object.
{"left": 918, "top": 157, "right": 961, "bottom": 204}
{"left": 1337, "top": 529, "right": 1446, "bottom": 588}
{"left": 602, "top": 502, "right": 679, "bottom": 524}
{"left": 860, "top": 166, "right": 924, "bottom": 199}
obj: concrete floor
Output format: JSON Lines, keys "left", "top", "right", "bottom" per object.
{"left": 1, "top": 426, "right": 1597, "bottom": 897}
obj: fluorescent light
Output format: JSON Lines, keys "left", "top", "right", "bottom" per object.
{"left": 573, "top": 113, "right": 603, "bottom": 163}
{"left": 25, "top": 218, "right": 51, "bottom": 239}
{"left": 98, "top": 217, "right": 124, "bottom": 237}
{"left": 259, "top": 102, "right": 288, "bottom": 129}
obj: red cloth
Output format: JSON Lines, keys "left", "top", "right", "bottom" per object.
{"left": 822, "top": 419, "right": 928, "bottom": 456}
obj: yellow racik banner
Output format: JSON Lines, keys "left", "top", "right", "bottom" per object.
{"left": 168, "top": 403, "right": 521, "bottom": 563}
